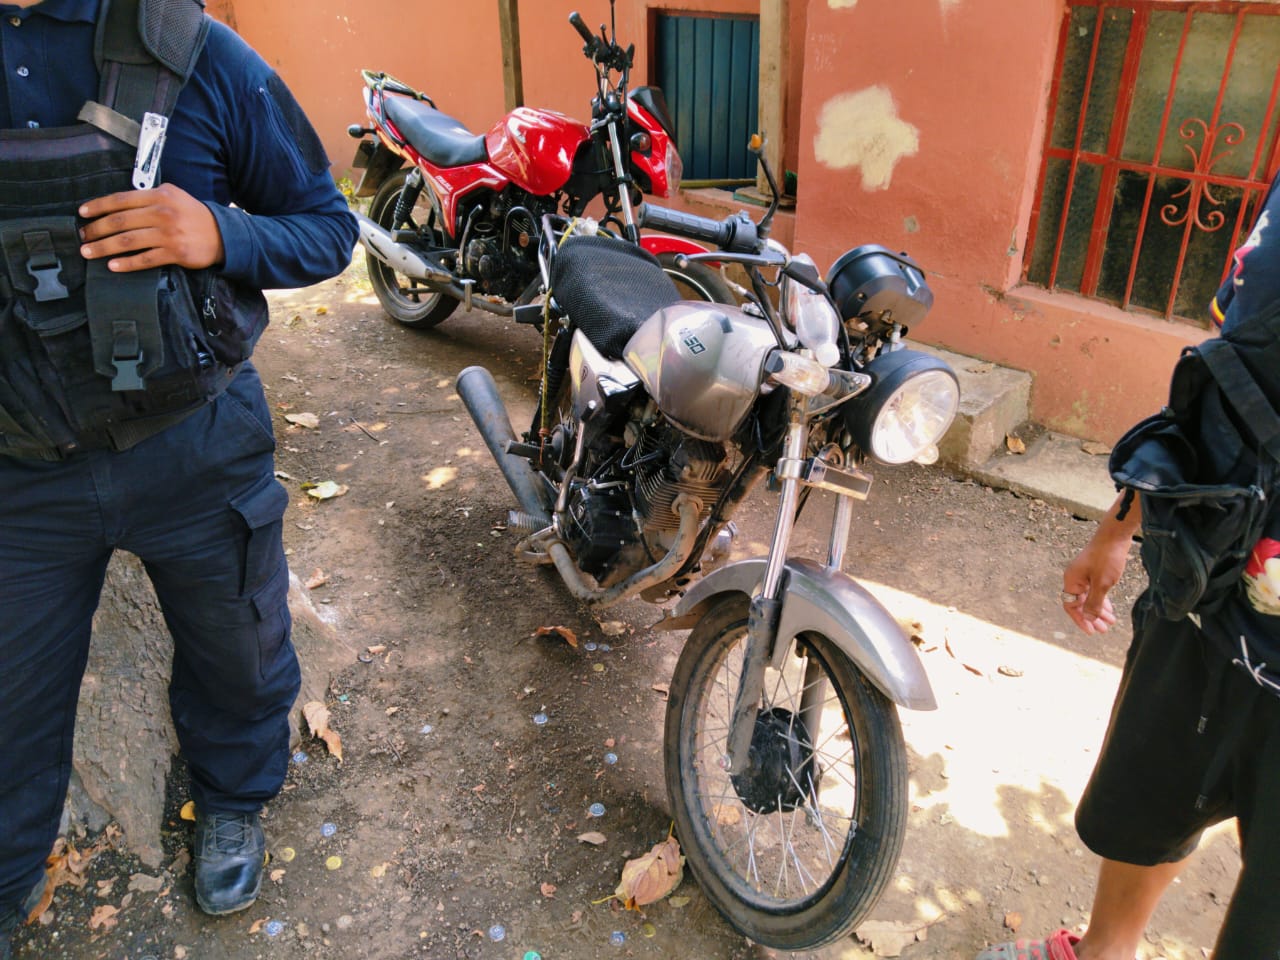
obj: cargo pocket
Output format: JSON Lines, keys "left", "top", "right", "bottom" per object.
{"left": 230, "top": 472, "right": 289, "bottom": 597}
{"left": 250, "top": 562, "right": 291, "bottom": 681}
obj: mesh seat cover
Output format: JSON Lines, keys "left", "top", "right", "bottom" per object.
{"left": 549, "top": 236, "right": 680, "bottom": 358}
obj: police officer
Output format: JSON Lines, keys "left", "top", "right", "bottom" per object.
{"left": 0, "top": 0, "right": 358, "bottom": 954}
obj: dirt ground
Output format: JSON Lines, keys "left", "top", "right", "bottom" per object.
{"left": 10, "top": 257, "right": 1240, "bottom": 960}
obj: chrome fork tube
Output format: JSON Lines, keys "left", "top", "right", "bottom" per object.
{"left": 726, "top": 407, "right": 808, "bottom": 774}
{"left": 825, "top": 494, "right": 855, "bottom": 572}
{"left": 759, "top": 411, "right": 808, "bottom": 601}
{"left": 606, "top": 121, "right": 638, "bottom": 241}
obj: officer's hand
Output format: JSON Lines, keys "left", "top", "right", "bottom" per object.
{"left": 78, "top": 184, "right": 225, "bottom": 272}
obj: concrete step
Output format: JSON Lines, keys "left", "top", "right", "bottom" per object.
{"left": 901, "top": 347, "right": 1118, "bottom": 520}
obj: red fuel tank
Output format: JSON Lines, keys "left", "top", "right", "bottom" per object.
{"left": 485, "top": 107, "right": 590, "bottom": 196}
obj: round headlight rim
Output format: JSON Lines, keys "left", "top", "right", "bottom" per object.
{"left": 844, "top": 349, "right": 959, "bottom": 466}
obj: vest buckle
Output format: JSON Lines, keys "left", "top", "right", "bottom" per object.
{"left": 110, "top": 320, "right": 145, "bottom": 391}
{"left": 23, "top": 231, "right": 69, "bottom": 302}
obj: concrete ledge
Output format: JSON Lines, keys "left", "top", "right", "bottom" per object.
{"left": 968, "top": 431, "right": 1118, "bottom": 520}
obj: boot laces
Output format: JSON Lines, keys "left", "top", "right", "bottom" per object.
{"left": 200, "top": 813, "right": 258, "bottom": 855}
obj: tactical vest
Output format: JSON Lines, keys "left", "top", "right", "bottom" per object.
{"left": 0, "top": 0, "right": 267, "bottom": 460}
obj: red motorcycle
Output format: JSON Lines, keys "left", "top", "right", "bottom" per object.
{"left": 347, "top": 6, "right": 732, "bottom": 329}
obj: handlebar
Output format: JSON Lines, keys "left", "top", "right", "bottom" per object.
{"left": 568, "top": 11, "right": 596, "bottom": 46}
{"left": 637, "top": 203, "right": 762, "bottom": 255}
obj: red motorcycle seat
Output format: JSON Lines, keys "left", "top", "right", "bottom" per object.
{"left": 383, "top": 95, "right": 488, "bottom": 168}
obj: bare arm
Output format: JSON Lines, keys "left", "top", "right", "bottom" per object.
{"left": 1062, "top": 492, "right": 1142, "bottom": 635}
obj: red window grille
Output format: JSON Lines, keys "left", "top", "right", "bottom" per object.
{"left": 1024, "top": 1, "right": 1280, "bottom": 323}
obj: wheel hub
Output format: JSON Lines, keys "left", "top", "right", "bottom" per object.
{"left": 729, "top": 707, "right": 817, "bottom": 815}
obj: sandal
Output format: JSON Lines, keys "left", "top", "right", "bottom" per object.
{"left": 974, "top": 928, "right": 1081, "bottom": 960}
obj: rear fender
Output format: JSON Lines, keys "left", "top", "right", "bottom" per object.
{"left": 354, "top": 139, "right": 406, "bottom": 198}
{"left": 659, "top": 557, "right": 936, "bottom": 711}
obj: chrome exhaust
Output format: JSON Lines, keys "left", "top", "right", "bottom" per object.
{"left": 355, "top": 212, "right": 454, "bottom": 284}
{"left": 455, "top": 366, "right": 552, "bottom": 522}
{"left": 355, "top": 213, "right": 515, "bottom": 317}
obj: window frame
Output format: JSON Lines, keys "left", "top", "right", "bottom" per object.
{"left": 1024, "top": 0, "right": 1280, "bottom": 322}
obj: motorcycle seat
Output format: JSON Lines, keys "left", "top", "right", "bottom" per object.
{"left": 550, "top": 236, "right": 680, "bottom": 359}
{"left": 383, "top": 95, "right": 488, "bottom": 168}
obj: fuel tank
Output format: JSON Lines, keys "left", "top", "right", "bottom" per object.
{"left": 485, "top": 107, "right": 589, "bottom": 196}
{"left": 624, "top": 303, "right": 777, "bottom": 442}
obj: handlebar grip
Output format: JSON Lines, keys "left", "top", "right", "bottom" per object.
{"left": 568, "top": 12, "right": 596, "bottom": 45}
{"left": 638, "top": 203, "right": 733, "bottom": 247}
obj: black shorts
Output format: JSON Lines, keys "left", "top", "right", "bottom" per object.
{"left": 1075, "top": 595, "right": 1280, "bottom": 958}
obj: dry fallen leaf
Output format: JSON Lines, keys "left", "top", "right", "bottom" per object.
{"left": 576, "top": 831, "right": 607, "bottom": 845}
{"left": 540, "top": 882, "right": 557, "bottom": 898}
{"left": 533, "top": 625, "right": 578, "bottom": 648}
{"left": 301, "top": 701, "right": 344, "bottom": 761}
{"left": 306, "top": 480, "right": 349, "bottom": 500}
{"left": 248, "top": 917, "right": 267, "bottom": 935}
{"left": 1005, "top": 433, "right": 1027, "bottom": 455}
{"left": 854, "top": 919, "right": 930, "bottom": 957}
{"left": 651, "top": 683, "right": 670, "bottom": 700}
{"left": 367, "top": 644, "right": 387, "bottom": 655}
{"left": 1081, "top": 440, "right": 1111, "bottom": 456}
{"left": 179, "top": 800, "right": 196, "bottom": 822}
{"left": 87, "top": 904, "right": 119, "bottom": 932}
{"left": 598, "top": 620, "right": 627, "bottom": 637}
{"left": 1004, "top": 911, "right": 1023, "bottom": 932}
{"left": 269, "top": 868, "right": 286, "bottom": 883}
{"left": 284, "top": 412, "right": 320, "bottom": 430}
{"left": 614, "top": 834, "right": 684, "bottom": 910}
{"left": 304, "top": 568, "right": 328, "bottom": 590}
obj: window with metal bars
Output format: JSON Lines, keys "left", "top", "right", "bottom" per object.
{"left": 1025, "top": 1, "right": 1280, "bottom": 323}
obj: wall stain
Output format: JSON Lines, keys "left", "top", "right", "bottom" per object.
{"left": 828, "top": 0, "right": 858, "bottom": 7}
{"left": 814, "top": 86, "right": 919, "bottom": 191}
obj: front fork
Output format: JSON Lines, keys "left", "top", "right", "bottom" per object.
{"left": 725, "top": 407, "right": 860, "bottom": 774}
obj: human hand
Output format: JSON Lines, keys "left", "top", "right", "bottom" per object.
{"left": 1061, "top": 500, "right": 1138, "bottom": 635}
{"left": 79, "top": 184, "right": 225, "bottom": 272}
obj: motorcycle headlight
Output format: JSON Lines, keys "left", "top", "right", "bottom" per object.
{"left": 843, "top": 349, "right": 959, "bottom": 465}
{"left": 663, "top": 141, "right": 682, "bottom": 197}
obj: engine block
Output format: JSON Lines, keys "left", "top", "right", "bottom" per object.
{"left": 634, "top": 427, "right": 727, "bottom": 530}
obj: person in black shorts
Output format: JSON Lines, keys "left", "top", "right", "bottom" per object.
{"left": 974, "top": 174, "right": 1280, "bottom": 960}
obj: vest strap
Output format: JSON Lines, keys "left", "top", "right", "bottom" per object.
{"left": 77, "top": 101, "right": 141, "bottom": 147}
{"left": 84, "top": 259, "right": 165, "bottom": 392}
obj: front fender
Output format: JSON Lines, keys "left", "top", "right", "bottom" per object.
{"left": 659, "top": 558, "right": 936, "bottom": 711}
{"left": 640, "top": 234, "right": 712, "bottom": 259}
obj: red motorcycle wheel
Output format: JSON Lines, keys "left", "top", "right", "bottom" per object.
{"left": 367, "top": 169, "right": 459, "bottom": 328}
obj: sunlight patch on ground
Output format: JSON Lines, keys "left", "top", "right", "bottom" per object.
{"left": 863, "top": 580, "right": 1119, "bottom": 839}
{"left": 422, "top": 466, "right": 458, "bottom": 489}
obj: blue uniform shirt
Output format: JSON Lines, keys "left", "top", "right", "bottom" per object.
{"left": 0, "top": 0, "right": 357, "bottom": 289}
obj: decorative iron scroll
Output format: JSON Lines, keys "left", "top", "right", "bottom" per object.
{"left": 1160, "top": 118, "right": 1246, "bottom": 233}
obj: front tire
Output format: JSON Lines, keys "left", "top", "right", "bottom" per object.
{"left": 657, "top": 252, "right": 736, "bottom": 304}
{"left": 664, "top": 594, "right": 908, "bottom": 949}
{"left": 366, "top": 169, "right": 459, "bottom": 328}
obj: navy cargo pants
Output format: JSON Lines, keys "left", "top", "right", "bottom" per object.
{"left": 0, "top": 364, "right": 300, "bottom": 913}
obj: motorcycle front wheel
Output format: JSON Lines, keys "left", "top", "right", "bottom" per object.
{"left": 664, "top": 594, "right": 908, "bottom": 949}
{"left": 657, "top": 252, "right": 736, "bottom": 305}
{"left": 367, "top": 169, "right": 459, "bottom": 328}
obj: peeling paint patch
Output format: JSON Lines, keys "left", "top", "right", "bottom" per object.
{"left": 904, "top": 215, "right": 920, "bottom": 234}
{"left": 828, "top": 0, "right": 857, "bottom": 7}
{"left": 814, "top": 86, "right": 919, "bottom": 191}
{"left": 939, "top": 0, "right": 963, "bottom": 12}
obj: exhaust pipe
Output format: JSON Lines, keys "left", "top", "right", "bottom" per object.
{"left": 455, "top": 366, "right": 552, "bottom": 522}
{"left": 355, "top": 213, "right": 515, "bottom": 317}
{"left": 355, "top": 212, "right": 455, "bottom": 285}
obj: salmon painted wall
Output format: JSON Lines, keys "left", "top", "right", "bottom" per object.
{"left": 791, "top": 0, "right": 1197, "bottom": 441}
{"left": 222, "top": 0, "right": 1206, "bottom": 442}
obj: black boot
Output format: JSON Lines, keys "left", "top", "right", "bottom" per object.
{"left": 193, "top": 811, "right": 265, "bottom": 915}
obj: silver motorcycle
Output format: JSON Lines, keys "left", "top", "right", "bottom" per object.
{"left": 456, "top": 142, "right": 959, "bottom": 949}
